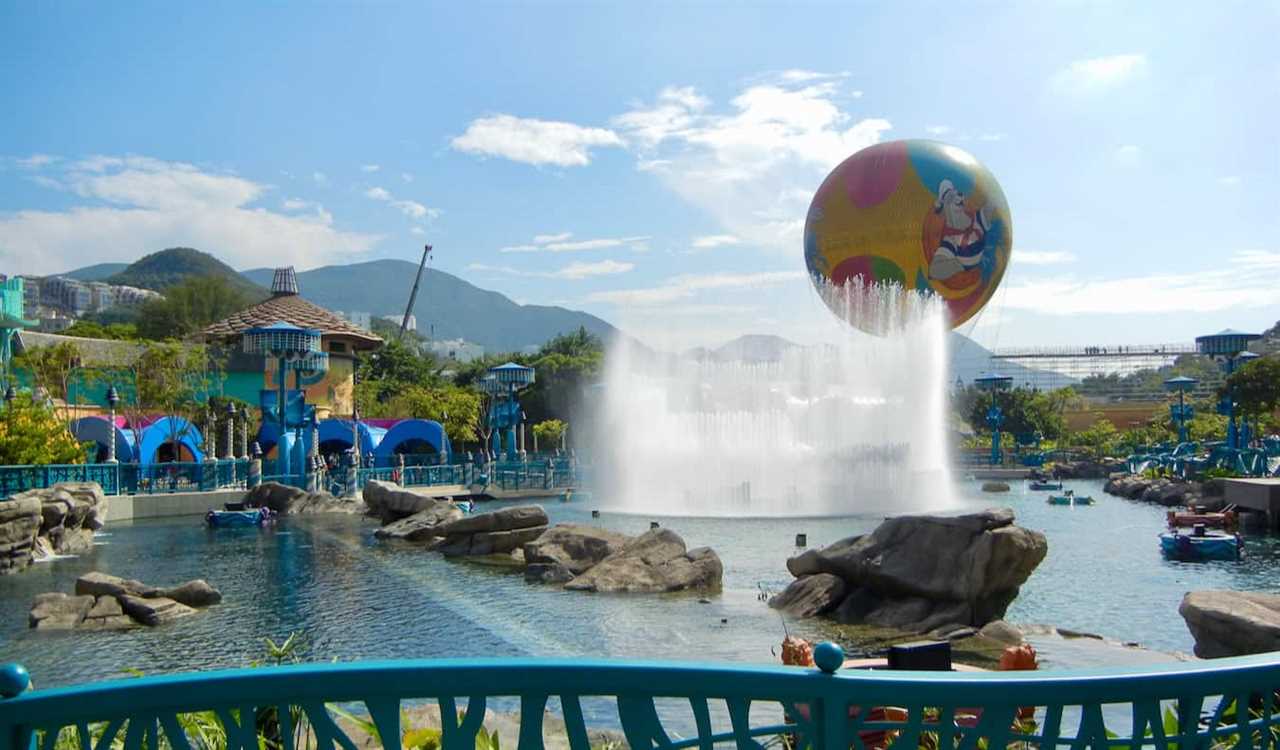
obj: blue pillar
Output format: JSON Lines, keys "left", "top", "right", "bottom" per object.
{"left": 985, "top": 404, "right": 1004, "bottom": 466}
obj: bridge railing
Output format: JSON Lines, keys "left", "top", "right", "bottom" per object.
{"left": 0, "top": 460, "right": 250, "bottom": 497}
{"left": 2, "top": 647, "right": 1280, "bottom": 750}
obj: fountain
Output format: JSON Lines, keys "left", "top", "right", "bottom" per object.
{"left": 596, "top": 279, "right": 954, "bottom": 517}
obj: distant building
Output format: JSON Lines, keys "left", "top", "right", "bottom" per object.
{"left": 29, "top": 276, "right": 161, "bottom": 317}
{"left": 426, "top": 338, "right": 484, "bottom": 363}
{"left": 380, "top": 313, "right": 416, "bottom": 332}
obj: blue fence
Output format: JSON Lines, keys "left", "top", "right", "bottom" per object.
{"left": 0, "top": 460, "right": 250, "bottom": 497}
{"left": 3, "top": 645, "right": 1280, "bottom": 750}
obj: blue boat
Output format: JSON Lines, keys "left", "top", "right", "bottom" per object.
{"left": 1047, "top": 490, "right": 1094, "bottom": 506}
{"left": 205, "top": 508, "right": 275, "bottom": 528}
{"left": 1160, "top": 528, "right": 1241, "bottom": 561}
{"left": 1029, "top": 480, "right": 1063, "bottom": 491}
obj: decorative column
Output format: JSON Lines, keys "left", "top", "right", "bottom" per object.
{"left": 240, "top": 419, "right": 249, "bottom": 460}
{"left": 105, "top": 386, "right": 119, "bottom": 464}
{"left": 249, "top": 442, "right": 262, "bottom": 488}
{"left": 224, "top": 402, "right": 236, "bottom": 461}
{"left": 397, "top": 452, "right": 406, "bottom": 487}
{"left": 206, "top": 411, "right": 218, "bottom": 463}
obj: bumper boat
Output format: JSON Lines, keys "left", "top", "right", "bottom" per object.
{"left": 1160, "top": 525, "right": 1241, "bottom": 561}
{"left": 1168, "top": 507, "right": 1238, "bottom": 531}
{"left": 205, "top": 507, "right": 275, "bottom": 528}
{"left": 1029, "top": 480, "right": 1062, "bottom": 491}
{"left": 1047, "top": 490, "right": 1094, "bottom": 506}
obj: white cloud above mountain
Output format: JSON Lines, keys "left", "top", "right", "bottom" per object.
{"left": 451, "top": 114, "right": 625, "bottom": 167}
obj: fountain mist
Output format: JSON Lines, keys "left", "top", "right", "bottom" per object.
{"left": 595, "top": 279, "right": 954, "bottom": 517}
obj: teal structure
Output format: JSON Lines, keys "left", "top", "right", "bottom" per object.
{"left": 242, "top": 322, "right": 328, "bottom": 483}
{"left": 1195, "top": 329, "right": 1261, "bottom": 451}
{"left": 483, "top": 362, "right": 535, "bottom": 460}
{"left": 6, "top": 646, "right": 1280, "bottom": 750}
{"left": 974, "top": 373, "right": 1013, "bottom": 466}
{"left": 0, "top": 278, "right": 33, "bottom": 392}
{"left": 1164, "top": 375, "right": 1197, "bottom": 445}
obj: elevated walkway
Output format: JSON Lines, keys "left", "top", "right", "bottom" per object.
{"left": 1224, "top": 478, "right": 1280, "bottom": 530}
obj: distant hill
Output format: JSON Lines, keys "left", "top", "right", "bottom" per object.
{"left": 242, "top": 259, "right": 616, "bottom": 353}
{"left": 107, "top": 247, "right": 266, "bottom": 297}
{"left": 59, "top": 262, "right": 129, "bottom": 281}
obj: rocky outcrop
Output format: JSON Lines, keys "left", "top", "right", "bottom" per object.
{"left": 1, "top": 483, "right": 108, "bottom": 575}
{"left": 768, "top": 573, "right": 847, "bottom": 617}
{"left": 1052, "top": 459, "right": 1125, "bottom": 479}
{"left": 363, "top": 480, "right": 449, "bottom": 524}
{"left": 1103, "top": 475, "right": 1217, "bottom": 509}
{"left": 374, "top": 500, "right": 464, "bottom": 541}
{"left": 773, "top": 508, "right": 1046, "bottom": 634}
{"left": 31, "top": 572, "right": 220, "bottom": 631}
{"left": 1179, "top": 590, "right": 1280, "bottom": 658}
{"left": 245, "top": 482, "right": 364, "bottom": 515}
{"left": 523, "top": 524, "right": 632, "bottom": 584}
{"left": 564, "top": 529, "right": 723, "bottom": 593}
{"left": 981, "top": 482, "right": 1010, "bottom": 493}
{"left": 434, "top": 506, "right": 549, "bottom": 556}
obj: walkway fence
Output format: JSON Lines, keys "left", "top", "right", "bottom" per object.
{"left": 3, "top": 645, "right": 1280, "bottom": 750}
{"left": 0, "top": 456, "right": 583, "bottom": 498}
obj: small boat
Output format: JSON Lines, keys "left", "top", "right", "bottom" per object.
{"left": 1029, "top": 481, "right": 1063, "bottom": 491}
{"left": 1047, "top": 490, "right": 1094, "bottom": 506}
{"left": 205, "top": 507, "right": 274, "bottom": 528}
{"left": 1168, "top": 507, "right": 1238, "bottom": 531}
{"left": 1160, "top": 526, "right": 1241, "bottom": 561}
{"left": 455, "top": 499, "right": 475, "bottom": 513}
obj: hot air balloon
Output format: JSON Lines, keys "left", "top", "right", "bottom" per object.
{"left": 804, "top": 140, "right": 1012, "bottom": 334}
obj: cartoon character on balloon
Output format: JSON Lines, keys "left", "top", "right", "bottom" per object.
{"left": 923, "top": 178, "right": 994, "bottom": 290}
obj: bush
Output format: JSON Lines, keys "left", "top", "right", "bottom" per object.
{"left": 0, "top": 394, "right": 89, "bottom": 465}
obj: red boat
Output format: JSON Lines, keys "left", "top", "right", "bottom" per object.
{"left": 1168, "top": 506, "right": 1237, "bottom": 531}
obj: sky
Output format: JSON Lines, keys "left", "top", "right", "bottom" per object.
{"left": 1, "top": 1, "right": 1278, "bottom": 351}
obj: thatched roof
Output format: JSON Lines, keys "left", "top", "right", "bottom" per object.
{"left": 201, "top": 268, "right": 382, "bottom": 350}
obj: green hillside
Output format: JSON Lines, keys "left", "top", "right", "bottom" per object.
{"left": 59, "top": 262, "right": 129, "bottom": 281}
{"left": 107, "top": 247, "right": 266, "bottom": 297}
{"left": 242, "top": 260, "right": 616, "bottom": 352}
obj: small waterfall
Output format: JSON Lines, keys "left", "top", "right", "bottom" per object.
{"left": 596, "top": 278, "right": 955, "bottom": 517}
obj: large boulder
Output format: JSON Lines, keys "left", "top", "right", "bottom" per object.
{"left": 779, "top": 508, "right": 1046, "bottom": 633}
{"left": 29, "top": 592, "right": 94, "bottom": 629}
{"left": 564, "top": 529, "right": 723, "bottom": 593}
{"left": 1179, "top": 590, "right": 1280, "bottom": 658}
{"left": 75, "top": 571, "right": 158, "bottom": 598}
{"left": 363, "top": 481, "right": 448, "bottom": 524}
{"left": 438, "top": 526, "right": 548, "bottom": 557}
{"left": 375, "top": 501, "right": 465, "bottom": 541}
{"left": 523, "top": 524, "right": 632, "bottom": 584}
{"left": 435, "top": 505, "right": 548, "bottom": 536}
{"left": 0, "top": 496, "right": 43, "bottom": 575}
{"left": 35, "top": 572, "right": 221, "bottom": 631}
{"left": 161, "top": 579, "right": 223, "bottom": 608}
{"left": 119, "top": 595, "right": 197, "bottom": 626}
{"left": 769, "top": 573, "right": 847, "bottom": 617}
{"left": 432, "top": 506, "right": 551, "bottom": 557}
{"left": 246, "top": 483, "right": 362, "bottom": 515}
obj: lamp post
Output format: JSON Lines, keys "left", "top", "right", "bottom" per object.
{"left": 1195, "top": 329, "right": 1261, "bottom": 451}
{"left": 974, "top": 374, "right": 1013, "bottom": 466}
{"left": 224, "top": 402, "right": 236, "bottom": 461}
{"left": 105, "top": 385, "right": 120, "bottom": 463}
{"left": 1163, "top": 376, "right": 1197, "bottom": 445}
{"left": 352, "top": 406, "right": 361, "bottom": 468}
{"left": 206, "top": 405, "right": 217, "bottom": 464}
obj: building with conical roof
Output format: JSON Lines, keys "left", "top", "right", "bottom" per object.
{"left": 202, "top": 267, "right": 382, "bottom": 417}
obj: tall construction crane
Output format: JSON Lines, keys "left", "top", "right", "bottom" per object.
{"left": 399, "top": 244, "right": 432, "bottom": 340}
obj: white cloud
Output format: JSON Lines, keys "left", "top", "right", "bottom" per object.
{"left": 361, "top": 164, "right": 381, "bottom": 173}
{"left": 691, "top": 234, "right": 741, "bottom": 249}
{"left": 451, "top": 114, "right": 625, "bottom": 167}
{"left": 312, "top": 171, "right": 329, "bottom": 187}
{"left": 1218, "top": 176, "right": 1242, "bottom": 187}
{"left": 499, "top": 232, "right": 648, "bottom": 253}
{"left": 282, "top": 197, "right": 315, "bottom": 211}
{"left": 0, "top": 156, "right": 379, "bottom": 275}
{"left": 1052, "top": 54, "right": 1147, "bottom": 93}
{"left": 365, "top": 186, "right": 439, "bottom": 221}
{"left": 614, "top": 77, "right": 891, "bottom": 256}
{"left": 17, "top": 154, "right": 58, "bottom": 169}
{"left": 466, "top": 259, "right": 634, "bottom": 280}
{"left": 1016, "top": 250, "right": 1078, "bottom": 266}
{"left": 1115, "top": 144, "right": 1141, "bottom": 166}
{"left": 1000, "top": 251, "right": 1280, "bottom": 315}
{"left": 401, "top": 173, "right": 414, "bottom": 183}
{"left": 925, "top": 125, "right": 952, "bottom": 136}
{"left": 587, "top": 270, "right": 804, "bottom": 305}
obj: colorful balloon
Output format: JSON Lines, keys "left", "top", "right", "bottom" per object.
{"left": 804, "top": 140, "right": 1012, "bottom": 333}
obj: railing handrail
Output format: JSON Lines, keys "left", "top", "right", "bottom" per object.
{"left": 5, "top": 651, "right": 1280, "bottom": 719}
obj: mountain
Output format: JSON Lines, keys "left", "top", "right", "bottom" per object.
{"left": 59, "top": 262, "right": 129, "bottom": 281}
{"left": 242, "top": 259, "right": 616, "bottom": 353}
{"left": 107, "top": 247, "right": 266, "bottom": 297}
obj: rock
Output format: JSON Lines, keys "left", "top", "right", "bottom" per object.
{"left": 246, "top": 483, "right": 362, "bottom": 515}
{"left": 87, "top": 595, "right": 123, "bottom": 618}
{"left": 435, "top": 505, "right": 549, "bottom": 536}
{"left": 439, "top": 526, "right": 547, "bottom": 556}
{"left": 977, "top": 619, "right": 1025, "bottom": 645}
{"left": 981, "top": 482, "right": 1010, "bottom": 493}
{"left": 786, "top": 508, "right": 1046, "bottom": 633}
{"left": 363, "top": 481, "right": 448, "bottom": 524}
{"left": 523, "top": 525, "right": 631, "bottom": 583}
{"left": 29, "top": 593, "right": 94, "bottom": 629}
{"left": 1179, "top": 590, "right": 1280, "bottom": 658}
{"left": 564, "top": 529, "right": 723, "bottom": 593}
{"left": 769, "top": 573, "right": 848, "bottom": 617}
{"left": 0, "top": 496, "right": 42, "bottom": 575}
{"left": 75, "top": 571, "right": 158, "bottom": 598}
{"left": 373, "top": 501, "right": 463, "bottom": 541}
{"left": 119, "top": 595, "right": 197, "bottom": 626}
{"left": 161, "top": 580, "right": 222, "bottom": 608}
{"left": 79, "top": 615, "right": 138, "bottom": 631}
{"left": 1053, "top": 460, "right": 1123, "bottom": 479}
{"left": 928, "top": 624, "right": 978, "bottom": 641}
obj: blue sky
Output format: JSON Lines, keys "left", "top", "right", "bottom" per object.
{"left": 2, "top": 1, "right": 1278, "bottom": 350}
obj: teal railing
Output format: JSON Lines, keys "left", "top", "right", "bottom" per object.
{"left": 2, "top": 645, "right": 1280, "bottom": 750}
{"left": 0, "top": 460, "right": 250, "bottom": 497}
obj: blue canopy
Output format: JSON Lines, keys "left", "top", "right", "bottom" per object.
{"left": 373, "top": 419, "right": 451, "bottom": 465}
{"left": 136, "top": 417, "right": 205, "bottom": 464}
{"left": 70, "top": 416, "right": 136, "bottom": 463}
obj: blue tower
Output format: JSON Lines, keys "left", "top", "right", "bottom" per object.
{"left": 1195, "top": 329, "right": 1261, "bottom": 451}
{"left": 482, "top": 362, "right": 535, "bottom": 460}
{"left": 974, "top": 373, "right": 1013, "bottom": 466}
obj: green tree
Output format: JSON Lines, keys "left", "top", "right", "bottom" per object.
{"left": 962, "top": 385, "right": 1076, "bottom": 442}
{"left": 12, "top": 341, "right": 81, "bottom": 418}
{"left": 136, "top": 275, "right": 253, "bottom": 340}
{"left": 1071, "top": 418, "right": 1122, "bottom": 458}
{"left": 60, "top": 320, "right": 140, "bottom": 341}
{"left": 113, "top": 342, "right": 226, "bottom": 460}
{"left": 0, "top": 394, "right": 89, "bottom": 464}
{"left": 531, "top": 419, "right": 567, "bottom": 452}
{"left": 1223, "top": 356, "right": 1280, "bottom": 423}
